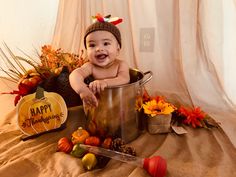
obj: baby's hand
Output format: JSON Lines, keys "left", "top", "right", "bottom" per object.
{"left": 89, "top": 80, "right": 108, "bottom": 94}
{"left": 80, "top": 90, "right": 98, "bottom": 107}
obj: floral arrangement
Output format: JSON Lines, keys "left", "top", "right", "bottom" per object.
{"left": 136, "top": 91, "right": 176, "bottom": 117}
{"left": 136, "top": 90, "right": 220, "bottom": 130}
{"left": 142, "top": 97, "right": 176, "bottom": 117}
{"left": 172, "top": 106, "right": 220, "bottom": 129}
{"left": 0, "top": 44, "right": 87, "bottom": 106}
{"left": 39, "top": 45, "right": 86, "bottom": 74}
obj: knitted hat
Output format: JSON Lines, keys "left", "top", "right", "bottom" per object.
{"left": 84, "top": 21, "right": 121, "bottom": 49}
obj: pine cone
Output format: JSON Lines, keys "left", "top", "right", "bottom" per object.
{"left": 119, "top": 146, "right": 136, "bottom": 156}
{"left": 111, "top": 138, "right": 125, "bottom": 151}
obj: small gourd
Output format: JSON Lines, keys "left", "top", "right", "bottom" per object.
{"left": 57, "top": 137, "right": 73, "bottom": 153}
{"left": 70, "top": 143, "right": 86, "bottom": 158}
{"left": 101, "top": 137, "right": 112, "bottom": 149}
{"left": 71, "top": 127, "right": 90, "bottom": 144}
{"left": 82, "top": 153, "right": 97, "bottom": 170}
{"left": 84, "top": 136, "right": 101, "bottom": 146}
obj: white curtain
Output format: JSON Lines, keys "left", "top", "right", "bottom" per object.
{"left": 52, "top": 0, "right": 236, "bottom": 146}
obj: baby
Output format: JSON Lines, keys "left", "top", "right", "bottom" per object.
{"left": 69, "top": 15, "right": 130, "bottom": 107}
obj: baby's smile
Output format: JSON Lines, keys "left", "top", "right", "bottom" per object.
{"left": 96, "top": 54, "right": 108, "bottom": 61}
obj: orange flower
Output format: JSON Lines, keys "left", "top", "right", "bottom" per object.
{"left": 142, "top": 89, "right": 151, "bottom": 103}
{"left": 178, "top": 106, "right": 206, "bottom": 128}
{"left": 39, "top": 45, "right": 87, "bottom": 74}
{"left": 151, "top": 95, "right": 164, "bottom": 103}
{"left": 41, "top": 45, "right": 54, "bottom": 54}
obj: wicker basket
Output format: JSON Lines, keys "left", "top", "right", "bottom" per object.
{"left": 147, "top": 114, "right": 172, "bottom": 134}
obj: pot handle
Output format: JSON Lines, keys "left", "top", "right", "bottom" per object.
{"left": 140, "top": 71, "right": 153, "bottom": 86}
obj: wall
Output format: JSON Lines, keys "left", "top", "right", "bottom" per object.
{"left": 0, "top": 0, "right": 59, "bottom": 74}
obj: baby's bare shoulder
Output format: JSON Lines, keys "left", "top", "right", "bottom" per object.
{"left": 116, "top": 59, "right": 129, "bottom": 70}
{"left": 116, "top": 59, "right": 127, "bottom": 64}
{"left": 72, "top": 62, "right": 93, "bottom": 78}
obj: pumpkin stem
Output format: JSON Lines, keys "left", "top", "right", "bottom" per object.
{"left": 35, "top": 86, "right": 45, "bottom": 99}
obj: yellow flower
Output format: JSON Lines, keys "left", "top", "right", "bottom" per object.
{"left": 143, "top": 100, "right": 158, "bottom": 117}
{"left": 143, "top": 99, "right": 176, "bottom": 117}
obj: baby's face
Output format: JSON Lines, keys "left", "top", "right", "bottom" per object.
{"left": 85, "top": 31, "right": 120, "bottom": 68}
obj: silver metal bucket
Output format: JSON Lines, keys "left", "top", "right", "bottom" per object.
{"left": 85, "top": 69, "right": 152, "bottom": 143}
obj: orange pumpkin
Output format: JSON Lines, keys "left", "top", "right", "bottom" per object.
{"left": 57, "top": 137, "right": 73, "bottom": 153}
{"left": 18, "top": 70, "right": 42, "bottom": 88}
{"left": 84, "top": 136, "right": 101, "bottom": 146}
{"left": 71, "top": 127, "right": 90, "bottom": 145}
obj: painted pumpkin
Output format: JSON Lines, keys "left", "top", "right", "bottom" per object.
{"left": 17, "top": 87, "right": 67, "bottom": 135}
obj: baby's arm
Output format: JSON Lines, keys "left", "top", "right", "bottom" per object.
{"left": 89, "top": 60, "right": 130, "bottom": 93}
{"left": 69, "top": 63, "right": 98, "bottom": 107}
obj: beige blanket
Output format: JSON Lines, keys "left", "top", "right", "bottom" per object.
{"left": 0, "top": 80, "right": 236, "bottom": 177}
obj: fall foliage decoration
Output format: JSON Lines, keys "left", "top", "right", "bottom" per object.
{"left": 0, "top": 44, "right": 87, "bottom": 106}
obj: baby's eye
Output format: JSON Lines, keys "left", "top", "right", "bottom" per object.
{"left": 104, "top": 42, "right": 110, "bottom": 46}
{"left": 88, "top": 43, "right": 95, "bottom": 48}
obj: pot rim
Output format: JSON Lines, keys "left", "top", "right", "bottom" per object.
{"left": 105, "top": 68, "right": 148, "bottom": 89}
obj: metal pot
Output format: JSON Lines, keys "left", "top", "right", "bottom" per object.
{"left": 85, "top": 69, "right": 152, "bottom": 143}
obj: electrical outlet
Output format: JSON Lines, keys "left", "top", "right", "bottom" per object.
{"left": 140, "top": 28, "right": 155, "bottom": 52}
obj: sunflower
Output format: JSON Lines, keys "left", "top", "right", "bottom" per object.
{"left": 143, "top": 99, "right": 176, "bottom": 117}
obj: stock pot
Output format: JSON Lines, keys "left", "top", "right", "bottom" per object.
{"left": 85, "top": 69, "right": 152, "bottom": 143}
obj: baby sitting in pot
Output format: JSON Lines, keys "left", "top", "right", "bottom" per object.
{"left": 69, "top": 15, "right": 142, "bottom": 142}
{"left": 69, "top": 15, "right": 130, "bottom": 108}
